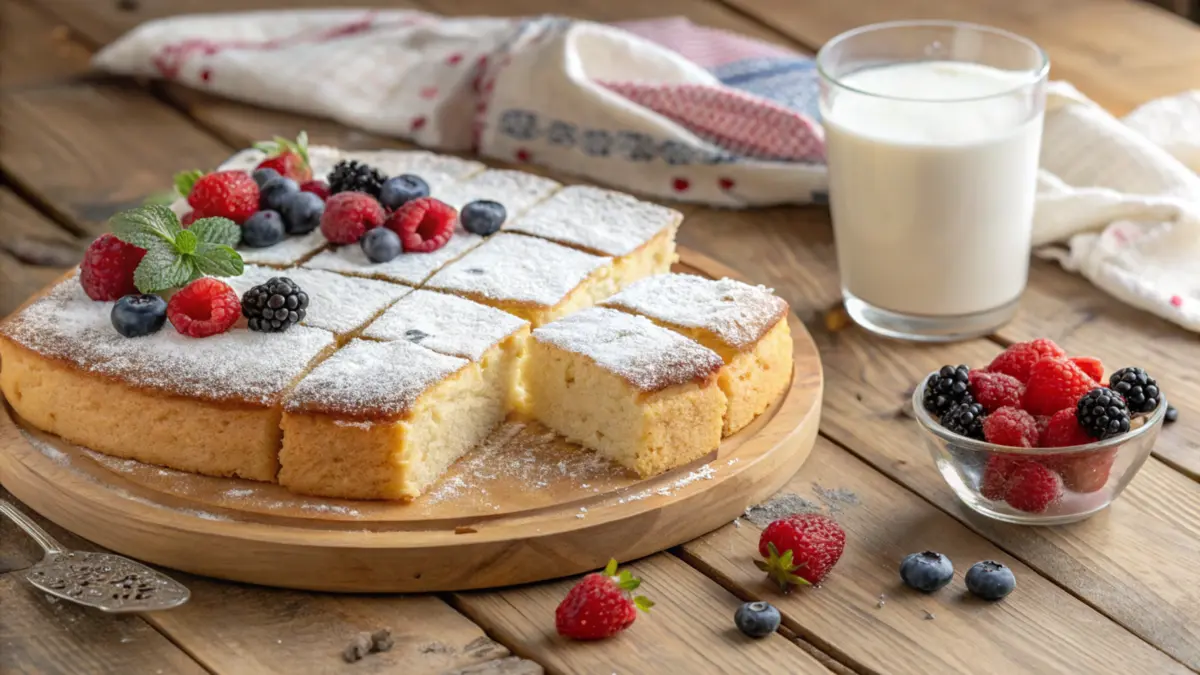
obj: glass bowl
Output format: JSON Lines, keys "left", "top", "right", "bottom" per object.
{"left": 913, "top": 373, "right": 1166, "bottom": 525}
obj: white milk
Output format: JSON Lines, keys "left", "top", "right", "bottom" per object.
{"left": 822, "top": 61, "right": 1043, "bottom": 317}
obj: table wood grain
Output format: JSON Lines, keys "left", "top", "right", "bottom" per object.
{"left": 2, "top": 0, "right": 1199, "bottom": 673}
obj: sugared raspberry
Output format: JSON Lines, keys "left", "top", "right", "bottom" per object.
{"left": 982, "top": 406, "right": 1039, "bottom": 447}
{"left": 1040, "top": 409, "right": 1093, "bottom": 447}
{"left": 299, "top": 180, "right": 330, "bottom": 201}
{"left": 187, "top": 170, "right": 259, "bottom": 224}
{"left": 980, "top": 453, "right": 1020, "bottom": 501}
{"left": 1004, "top": 461, "right": 1063, "bottom": 513}
{"left": 386, "top": 197, "right": 457, "bottom": 253}
{"left": 968, "top": 369, "right": 1024, "bottom": 411}
{"left": 1042, "top": 448, "right": 1116, "bottom": 493}
{"left": 1021, "top": 357, "right": 1097, "bottom": 416}
{"left": 1069, "top": 356, "right": 1104, "bottom": 383}
{"left": 320, "top": 192, "right": 386, "bottom": 244}
{"left": 79, "top": 234, "right": 146, "bottom": 301}
{"left": 987, "top": 338, "right": 1065, "bottom": 383}
{"left": 167, "top": 277, "right": 240, "bottom": 338}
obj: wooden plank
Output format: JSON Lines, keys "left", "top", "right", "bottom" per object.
{"left": 0, "top": 0, "right": 93, "bottom": 90}
{"left": 451, "top": 553, "right": 833, "bottom": 674}
{"left": 0, "top": 187, "right": 84, "bottom": 316}
{"left": 0, "top": 488, "right": 208, "bottom": 675}
{"left": 717, "top": 0, "right": 1200, "bottom": 115}
{"left": 680, "top": 437, "right": 1190, "bottom": 674}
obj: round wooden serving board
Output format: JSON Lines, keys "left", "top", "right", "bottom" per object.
{"left": 0, "top": 248, "right": 823, "bottom": 592}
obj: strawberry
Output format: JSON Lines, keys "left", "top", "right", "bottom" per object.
{"left": 756, "top": 513, "right": 845, "bottom": 590}
{"left": 254, "top": 132, "right": 312, "bottom": 182}
{"left": 982, "top": 407, "right": 1039, "bottom": 447}
{"left": 1042, "top": 448, "right": 1117, "bottom": 493}
{"left": 183, "top": 170, "right": 259, "bottom": 224}
{"left": 555, "top": 559, "right": 653, "bottom": 640}
{"left": 79, "top": 234, "right": 146, "bottom": 301}
{"left": 1039, "top": 409, "right": 1093, "bottom": 448}
{"left": 969, "top": 370, "right": 1024, "bottom": 412}
{"left": 1021, "top": 357, "right": 1097, "bottom": 416}
{"left": 980, "top": 453, "right": 1021, "bottom": 501}
{"left": 1069, "top": 356, "right": 1104, "bottom": 383}
{"left": 987, "top": 338, "right": 1065, "bottom": 383}
{"left": 1004, "top": 461, "right": 1063, "bottom": 513}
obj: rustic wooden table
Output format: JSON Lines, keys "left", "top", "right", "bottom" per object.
{"left": 3, "top": 0, "right": 1200, "bottom": 673}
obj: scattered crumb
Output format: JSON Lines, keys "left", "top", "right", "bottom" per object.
{"left": 732, "top": 518, "right": 741, "bottom": 528}
{"left": 370, "top": 629, "right": 394, "bottom": 653}
{"left": 419, "top": 642, "right": 451, "bottom": 654}
{"left": 454, "top": 526, "right": 478, "bottom": 534}
{"left": 824, "top": 305, "right": 850, "bottom": 332}
{"left": 923, "top": 610, "right": 936, "bottom": 621}
{"left": 876, "top": 594, "right": 886, "bottom": 609}
{"left": 742, "top": 492, "right": 821, "bottom": 527}
{"left": 343, "top": 629, "right": 393, "bottom": 662}
{"left": 579, "top": 507, "right": 587, "bottom": 513}
{"left": 812, "top": 484, "right": 860, "bottom": 513}
{"left": 575, "top": 514, "right": 585, "bottom": 519}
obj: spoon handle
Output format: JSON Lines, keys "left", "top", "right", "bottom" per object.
{"left": 0, "top": 499, "right": 66, "bottom": 556}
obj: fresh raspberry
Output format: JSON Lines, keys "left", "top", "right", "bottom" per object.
{"left": 987, "top": 338, "right": 1066, "bottom": 383}
{"left": 320, "top": 192, "right": 386, "bottom": 244}
{"left": 257, "top": 151, "right": 311, "bottom": 182}
{"left": 299, "top": 180, "right": 330, "bottom": 201}
{"left": 1040, "top": 409, "right": 1094, "bottom": 448}
{"left": 386, "top": 197, "right": 457, "bottom": 253}
{"left": 180, "top": 211, "right": 199, "bottom": 228}
{"left": 1042, "top": 448, "right": 1116, "bottom": 493}
{"left": 1021, "top": 357, "right": 1097, "bottom": 416}
{"left": 1069, "top": 356, "right": 1104, "bottom": 383}
{"left": 968, "top": 369, "right": 1024, "bottom": 412}
{"left": 79, "top": 234, "right": 146, "bottom": 301}
{"left": 187, "top": 170, "right": 259, "bottom": 224}
{"left": 555, "top": 560, "right": 651, "bottom": 640}
{"left": 982, "top": 406, "right": 1039, "bottom": 447}
{"left": 167, "top": 277, "right": 240, "bottom": 338}
{"left": 756, "top": 513, "right": 845, "bottom": 589}
{"left": 1004, "top": 461, "right": 1063, "bottom": 512}
{"left": 980, "top": 453, "right": 1021, "bottom": 501}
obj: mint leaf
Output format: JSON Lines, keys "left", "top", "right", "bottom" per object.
{"left": 175, "top": 229, "right": 198, "bottom": 255}
{"left": 134, "top": 241, "right": 196, "bottom": 293}
{"left": 192, "top": 243, "right": 244, "bottom": 277}
{"left": 174, "top": 170, "right": 204, "bottom": 197}
{"left": 110, "top": 204, "right": 182, "bottom": 250}
{"left": 189, "top": 217, "right": 241, "bottom": 248}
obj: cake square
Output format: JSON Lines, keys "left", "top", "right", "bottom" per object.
{"left": 524, "top": 307, "right": 727, "bottom": 477}
{"left": 238, "top": 230, "right": 329, "bottom": 267}
{"left": 280, "top": 338, "right": 513, "bottom": 500}
{"left": 228, "top": 265, "right": 411, "bottom": 339}
{"left": 602, "top": 274, "right": 793, "bottom": 435}
{"left": 504, "top": 185, "right": 680, "bottom": 286}
{"left": 433, "top": 169, "right": 561, "bottom": 212}
{"left": 362, "top": 289, "right": 529, "bottom": 362}
{"left": 0, "top": 275, "right": 336, "bottom": 481}
{"left": 423, "top": 233, "right": 616, "bottom": 326}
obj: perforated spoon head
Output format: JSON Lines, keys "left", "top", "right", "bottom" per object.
{"left": 25, "top": 551, "right": 190, "bottom": 613}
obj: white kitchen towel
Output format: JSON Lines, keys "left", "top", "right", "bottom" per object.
{"left": 93, "top": 10, "right": 1200, "bottom": 332}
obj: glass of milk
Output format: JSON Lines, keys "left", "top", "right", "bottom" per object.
{"left": 817, "top": 21, "right": 1048, "bottom": 342}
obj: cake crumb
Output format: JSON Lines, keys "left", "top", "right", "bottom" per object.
{"left": 743, "top": 492, "right": 821, "bottom": 527}
{"left": 342, "top": 633, "right": 373, "bottom": 663}
{"left": 732, "top": 518, "right": 741, "bottom": 528}
{"left": 923, "top": 610, "right": 936, "bottom": 621}
{"left": 371, "top": 629, "right": 394, "bottom": 652}
{"left": 876, "top": 594, "right": 886, "bottom": 609}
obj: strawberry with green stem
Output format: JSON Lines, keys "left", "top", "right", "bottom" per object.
{"left": 756, "top": 513, "right": 846, "bottom": 592}
{"left": 555, "top": 558, "right": 653, "bottom": 640}
{"left": 254, "top": 131, "right": 312, "bottom": 182}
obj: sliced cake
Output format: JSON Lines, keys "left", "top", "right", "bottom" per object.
{"left": 363, "top": 289, "right": 529, "bottom": 360}
{"left": 433, "top": 169, "right": 560, "bottom": 212}
{"left": 280, "top": 338, "right": 512, "bottom": 501}
{"left": 505, "top": 185, "right": 680, "bottom": 286}
{"left": 424, "top": 233, "right": 617, "bottom": 326}
{"left": 603, "top": 274, "right": 792, "bottom": 435}
{"left": 524, "top": 307, "right": 726, "bottom": 478}
{"left": 0, "top": 275, "right": 336, "bottom": 481}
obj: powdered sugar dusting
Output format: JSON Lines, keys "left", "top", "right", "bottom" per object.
{"left": 215, "top": 146, "right": 485, "bottom": 193}
{"left": 2, "top": 278, "right": 336, "bottom": 405}
{"left": 285, "top": 338, "right": 467, "bottom": 418}
{"left": 617, "top": 463, "right": 719, "bottom": 504}
{"left": 533, "top": 307, "right": 723, "bottom": 391}
{"left": 363, "top": 289, "right": 527, "bottom": 361}
{"left": 228, "top": 265, "right": 410, "bottom": 336}
{"left": 25, "top": 431, "right": 68, "bottom": 465}
{"left": 604, "top": 274, "right": 788, "bottom": 350}
{"left": 507, "top": 185, "right": 679, "bottom": 256}
{"left": 426, "top": 233, "right": 611, "bottom": 308}
{"left": 239, "top": 230, "right": 328, "bottom": 267}
{"left": 303, "top": 227, "right": 483, "bottom": 286}
{"left": 435, "top": 169, "right": 561, "bottom": 213}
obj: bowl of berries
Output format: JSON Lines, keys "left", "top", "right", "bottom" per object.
{"left": 913, "top": 339, "right": 1167, "bottom": 525}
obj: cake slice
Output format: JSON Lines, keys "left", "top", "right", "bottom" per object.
{"left": 504, "top": 185, "right": 680, "bottom": 287}
{"left": 424, "top": 233, "right": 616, "bottom": 326}
{"left": 363, "top": 289, "right": 529, "bottom": 361}
{"left": 524, "top": 307, "right": 726, "bottom": 478}
{"left": 603, "top": 274, "right": 792, "bottom": 435}
{"left": 432, "top": 169, "right": 561, "bottom": 212}
{"left": 280, "top": 338, "right": 514, "bottom": 501}
{"left": 0, "top": 276, "right": 336, "bottom": 482}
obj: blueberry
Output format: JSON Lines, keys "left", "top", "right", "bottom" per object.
{"left": 379, "top": 174, "right": 430, "bottom": 210}
{"left": 965, "top": 561, "right": 1015, "bottom": 601}
{"left": 899, "top": 551, "right": 954, "bottom": 593}
{"left": 734, "top": 601, "right": 780, "bottom": 639}
{"left": 360, "top": 227, "right": 402, "bottom": 263}
{"left": 259, "top": 176, "right": 299, "bottom": 213}
{"left": 280, "top": 191, "right": 325, "bottom": 235}
{"left": 460, "top": 200, "right": 507, "bottom": 236}
{"left": 242, "top": 210, "right": 285, "bottom": 248}
{"left": 252, "top": 167, "right": 280, "bottom": 187}
{"left": 111, "top": 294, "right": 167, "bottom": 338}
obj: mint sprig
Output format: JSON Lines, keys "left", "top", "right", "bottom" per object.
{"left": 110, "top": 205, "right": 244, "bottom": 293}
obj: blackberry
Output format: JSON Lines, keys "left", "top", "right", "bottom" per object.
{"left": 941, "top": 402, "right": 986, "bottom": 440}
{"left": 241, "top": 277, "right": 308, "bottom": 333}
{"left": 327, "top": 160, "right": 387, "bottom": 198}
{"left": 923, "top": 364, "right": 973, "bottom": 415}
{"left": 1108, "top": 367, "right": 1160, "bottom": 413}
{"left": 1076, "top": 387, "right": 1130, "bottom": 439}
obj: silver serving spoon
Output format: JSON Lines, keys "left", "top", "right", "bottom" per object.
{"left": 0, "top": 499, "right": 189, "bottom": 612}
